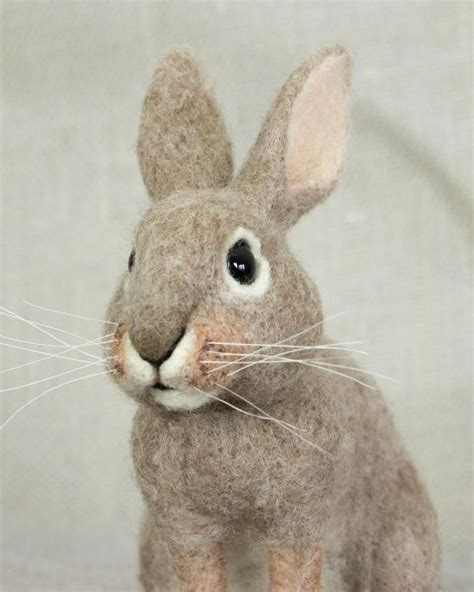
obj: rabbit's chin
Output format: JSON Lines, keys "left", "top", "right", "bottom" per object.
{"left": 151, "top": 388, "right": 210, "bottom": 411}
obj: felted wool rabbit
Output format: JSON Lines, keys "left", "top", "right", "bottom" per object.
{"left": 106, "top": 46, "right": 440, "bottom": 591}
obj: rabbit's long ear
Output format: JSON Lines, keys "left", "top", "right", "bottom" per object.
{"left": 233, "top": 46, "right": 351, "bottom": 228}
{"left": 137, "top": 51, "right": 233, "bottom": 202}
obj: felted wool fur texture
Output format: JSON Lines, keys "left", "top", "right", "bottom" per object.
{"left": 106, "top": 47, "right": 440, "bottom": 591}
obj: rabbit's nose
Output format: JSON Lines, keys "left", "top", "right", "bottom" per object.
{"left": 138, "top": 329, "right": 185, "bottom": 370}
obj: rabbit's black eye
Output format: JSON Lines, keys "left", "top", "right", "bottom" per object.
{"left": 128, "top": 250, "right": 135, "bottom": 271}
{"left": 226, "top": 240, "right": 256, "bottom": 284}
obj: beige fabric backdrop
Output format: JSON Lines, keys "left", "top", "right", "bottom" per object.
{"left": 1, "top": 1, "right": 472, "bottom": 590}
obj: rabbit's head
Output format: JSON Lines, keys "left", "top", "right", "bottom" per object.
{"left": 106, "top": 47, "right": 351, "bottom": 411}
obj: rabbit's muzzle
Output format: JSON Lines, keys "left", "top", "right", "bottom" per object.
{"left": 138, "top": 329, "right": 186, "bottom": 390}
{"left": 108, "top": 317, "right": 251, "bottom": 410}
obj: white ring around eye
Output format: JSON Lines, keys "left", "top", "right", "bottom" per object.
{"left": 222, "top": 227, "right": 271, "bottom": 299}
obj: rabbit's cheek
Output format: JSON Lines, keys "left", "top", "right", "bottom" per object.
{"left": 190, "top": 320, "right": 253, "bottom": 389}
{"left": 109, "top": 323, "right": 127, "bottom": 377}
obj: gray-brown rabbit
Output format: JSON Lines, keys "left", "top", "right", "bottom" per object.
{"left": 106, "top": 46, "right": 440, "bottom": 591}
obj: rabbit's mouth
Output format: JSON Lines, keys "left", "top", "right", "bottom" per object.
{"left": 152, "top": 381, "right": 172, "bottom": 391}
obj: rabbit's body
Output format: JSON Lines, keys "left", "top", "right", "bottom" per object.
{"left": 107, "top": 47, "right": 440, "bottom": 590}
{"left": 131, "top": 345, "right": 438, "bottom": 590}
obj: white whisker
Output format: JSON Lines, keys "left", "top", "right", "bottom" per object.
{"left": 270, "top": 310, "right": 349, "bottom": 345}
{"left": 209, "top": 384, "right": 331, "bottom": 456}
{"left": 201, "top": 355, "right": 354, "bottom": 365}
{"left": 314, "top": 361, "right": 399, "bottom": 384}
{"left": 0, "top": 341, "right": 112, "bottom": 366}
{"left": 0, "top": 358, "right": 112, "bottom": 393}
{"left": 205, "top": 352, "right": 356, "bottom": 358}
{"left": 204, "top": 311, "right": 348, "bottom": 374}
{"left": 319, "top": 346, "right": 368, "bottom": 355}
{"left": 208, "top": 343, "right": 368, "bottom": 376}
{"left": 214, "top": 382, "right": 308, "bottom": 433}
{"left": 228, "top": 356, "right": 392, "bottom": 388}
{"left": 194, "top": 386, "right": 330, "bottom": 456}
{"left": 230, "top": 357, "right": 376, "bottom": 390}
{"left": 24, "top": 300, "right": 118, "bottom": 326}
{"left": 0, "top": 306, "right": 104, "bottom": 362}
{"left": 0, "top": 334, "right": 116, "bottom": 349}
{"left": 193, "top": 388, "right": 289, "bottom": 422}
{"left": 205, "top": 346, "right": 368, "bottom": 375}
{"left": 207, "top": 340, "right": 363, "bottom": 349}
{"left": 0, "top": 333, "right": 115, "bottom": 375}
{"left": 1, "top": 306, "right": 71, "bottom": 347}
{"left": 1, "top": 310, "right": 101, "bottom": 344}
{"left": 0, "top": 335, "right": 73, "bottom": 348}
{"left": 304, "top": 362, "right": 377, "bottom": 390}
{"left": 0, "top": 369, "right": 114, "bottom": 430}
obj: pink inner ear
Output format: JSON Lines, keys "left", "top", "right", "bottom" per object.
{"left": 286, "top": 53, "right": 351, "bottom": 196}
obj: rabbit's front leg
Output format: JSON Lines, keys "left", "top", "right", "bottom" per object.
{"left": 169, "top": 542, "right": 227, "bottom": 592}
{"left": 268, "top": 546, "right": 323, "bottom": 592}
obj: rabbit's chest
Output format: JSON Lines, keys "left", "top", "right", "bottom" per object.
{"left": 132, "top": 411, "right": 323, "bottom": 522}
